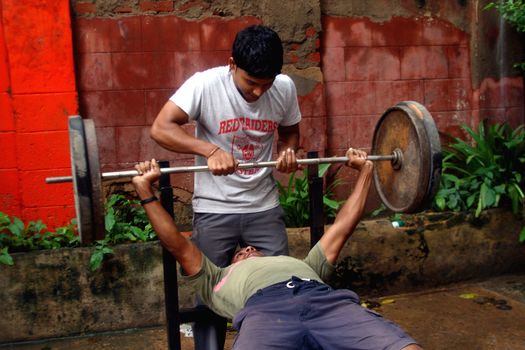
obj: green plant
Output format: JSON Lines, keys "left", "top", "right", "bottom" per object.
{"left": 0, "top": 212, "right": 79, "bottom": 265}
{"left": 89, "top": 241, "right": 115, "bottom": 272}
{"left": 89, "top": 194, "right": 157, "bottom": 271}
{"left": 104, "top": 194, "right": 156, "bottom": 243}
{"left": 433, "top": 121, "right": 525, "bottom": 240}
{"left": 485, "top": 0, "right": 525, "bottom": 71}
{"left": 0, "top": 247, "right": 13, "bottom": 266}
{"left": 0, "top": 194, "right": 158, "bottom": 270}
{"left": 277, "top": 164, "right": 343, "bottom": 228}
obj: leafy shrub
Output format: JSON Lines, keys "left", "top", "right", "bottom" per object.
{"left": 0, "top": 212, "right": 79, "bottom": 265}
{"left": 90, "top": 194, "right": 157, "bottom": 271}
{"left": 433, "top": 121, "right": 525, "bottom": 240}
{"left": 0, "top": 194, "right": 158, "bottom": 270}
{"left": 277, "top": 164, "right": 342, "bottom": 228}
{"left": 104, "top": 194, "right": 156, "bottom": 243}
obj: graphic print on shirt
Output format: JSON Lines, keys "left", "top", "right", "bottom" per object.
{"left": 218, "top": 117, "right": 278, "bottom": 135}
{"left": 231, "top": 135, "right": 263, "bottom": 175}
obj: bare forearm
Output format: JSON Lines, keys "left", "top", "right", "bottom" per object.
{"left": 320, "top": 162, "right": 373, "bottom": 263}
{"left": 151, "top": 122, "right": 216, "bottom": 157}
{"left": 277, "top": 124, "right": 300, "bottom": 153}
{"left": 150, "top": 102, "right": 217, "bottom": 157}
{"left": 277, "top": 136, "right": 299, "bottom": 153}
{"left": 332, "top": 163, "right": 373, "bottom": 228}
{"left": 135, "top": 182, "right": 202, "bottom": 275}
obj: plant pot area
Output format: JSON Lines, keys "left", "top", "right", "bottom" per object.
{"left": 1, "top": 209, "right": 524, "bottom": 344}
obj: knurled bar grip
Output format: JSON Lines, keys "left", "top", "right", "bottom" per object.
{"left": 45, "top": 154, "right": 396, "bottom": 184}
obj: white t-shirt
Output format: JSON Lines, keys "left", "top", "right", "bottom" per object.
{"left": 170, "top": 66, "right": 301, "bottom": 213}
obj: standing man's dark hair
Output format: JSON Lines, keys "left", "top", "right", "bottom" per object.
{"left": 232, "top": 25, "right": 284, "bottom": 78}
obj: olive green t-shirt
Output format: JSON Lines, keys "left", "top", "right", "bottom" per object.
{"left": 182, "top": 242, "right": 335, "bottom": 319}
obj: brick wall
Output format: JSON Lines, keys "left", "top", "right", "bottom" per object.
{"left": 0, "top": 1, "right": 523, "bottom": 230}
{"left": 321, "top": 15, "right": 523, "bottom": 196}
{"left": 0, "top": 0, "right": 78, "bottom": 227}
{"left": 75, "top": 16, "right": 261, "bottom": 192}
{"left": 322, "top": 16, "right": 473, "bottom": 154}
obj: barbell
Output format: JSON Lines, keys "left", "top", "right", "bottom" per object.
{"left": 46, "top": 152, "right": 402, "bottom": 183}
{"left": 46, "top": 101, "right": 442, "bottom": 242}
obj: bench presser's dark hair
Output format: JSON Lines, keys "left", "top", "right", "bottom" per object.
{"left": 232, "top": 25, "right": 283, "bottom": 79}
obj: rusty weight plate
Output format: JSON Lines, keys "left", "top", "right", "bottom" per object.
{"left": 68, "top": 115, "right": 94, "bottom": 243}
{"left": 406, "top": 101, "right": 442, "bottom": 208}
{"left": 84, "top": 119, "right": 105, "bottom": 242}
{"left": 372, "top": 101, "right": 441, "bottom": 213}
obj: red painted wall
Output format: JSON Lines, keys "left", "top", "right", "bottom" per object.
{"left": 321, "top": 15, "right": 524, "bottom": 190}
{"left": 0, "top": 0, "right": 78, "bottom": 228}
{"left": 322, "top": 15, "right": 524, "bottom": 142}
{"left": 75, "top": 16, "right": 262, "bottom": 193}
{"left": 75, "top": 15, "right": 327, "bottom": 192}
{"left": 1, "top": 2, "right": 523, "bottom": 230}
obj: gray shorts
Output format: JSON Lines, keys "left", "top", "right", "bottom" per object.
{"left": 192, "top": 206, "right": 289, "bottom": 267}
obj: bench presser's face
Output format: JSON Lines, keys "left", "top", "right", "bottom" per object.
{"left": 231, "top": 246, "right": 265, "bottom": 264}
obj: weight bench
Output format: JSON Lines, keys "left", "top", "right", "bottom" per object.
{"left": 157, "top": 154, "right": 325, "bottom": 350}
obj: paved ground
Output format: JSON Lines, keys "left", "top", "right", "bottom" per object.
{"left": 2, "top": 273, "right": 525, "bottom": 350}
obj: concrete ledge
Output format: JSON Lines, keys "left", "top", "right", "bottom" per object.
{"left": 1, "top": 209, "right": 524, "bottom": 343}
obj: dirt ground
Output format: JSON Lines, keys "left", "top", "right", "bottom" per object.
{"left": 1, "top": 273, "right": 524, "bottom": 350}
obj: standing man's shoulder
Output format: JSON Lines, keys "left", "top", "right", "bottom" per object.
{"left": 269, "top": 73, "right": 299, "bottom": 102}
{"left": 273, "top": 73, "right": 296, "bottom": 90}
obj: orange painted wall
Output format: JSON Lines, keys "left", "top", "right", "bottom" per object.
{"left": 0, "top": 0, "right": 78, "bottom": 228}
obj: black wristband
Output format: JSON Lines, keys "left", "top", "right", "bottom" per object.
{"left": 140, "top": 195, "right": 158, "bottom": 206}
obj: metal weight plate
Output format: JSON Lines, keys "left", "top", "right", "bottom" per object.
{"left": 372, "top": 101, "right": 439, "bottom": 213}
{"left": 404, "top": 101, "right": 442, "bottom": 208}
{"left": 68, "top": 115, "right": 94, "bottom": 243}
{"left": 84, "top": 119, "right": 105, "bottom": 242}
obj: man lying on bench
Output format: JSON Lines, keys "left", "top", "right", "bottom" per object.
{"left": 132, "top": 148, "right": 422, "bottom": 350}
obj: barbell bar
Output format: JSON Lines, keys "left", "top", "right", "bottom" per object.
{"left": 45, "top": 151, "right": 402, "bottom": 184}
{"left": 46, "top": 101, "right": 442, "bottom": 244}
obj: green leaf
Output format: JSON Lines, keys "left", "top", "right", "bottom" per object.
{"left": 435, "top": 196, "right": 446, "bottom": 210}
{"left": 0, "top": 247, "right": 14, "bottom": 266}
{"left": 480, "top": 183, "right": 496, "bottom": 208}
{"left": 89, "top": 251, "right": 104, "bottom": 272}
{"left": 520, "top": 226, "right": 525, "bottom": 243}
{"left": 9, "top": 217, "right": 24, "bottom": 237}
{"left": 90, "top": 244, "right": 114, "bottom": 272}
{"left": 323, "top": 197, "right": 340, "bottom": 210}
{"left": 105, "top": 208, "right": 116, "bottom": 233}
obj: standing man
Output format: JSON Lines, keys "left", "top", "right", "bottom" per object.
{"left": 150, "top": 25, "right": 301, "bottom": 348}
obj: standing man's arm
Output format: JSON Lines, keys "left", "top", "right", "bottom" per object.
{"left": 319, "top": 148, "right": 374, "bottom": 264}
{"left": 150, "top": 101, "right": 238, "bottom": 176}
{"left": 275, "top": 123, "right": 300, "bottom": 173}
{"left": 132, "top": 159, "right": 202, "bottom": 275}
